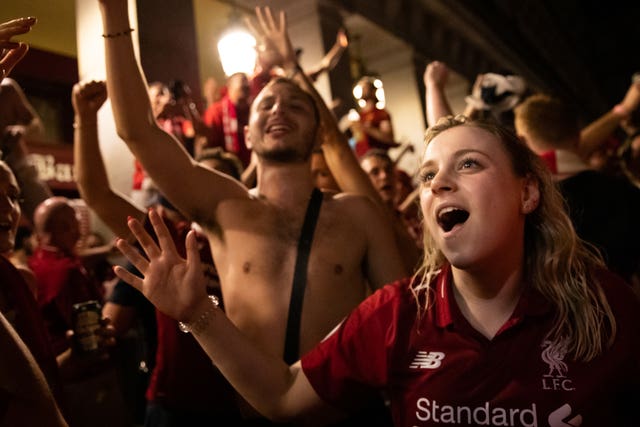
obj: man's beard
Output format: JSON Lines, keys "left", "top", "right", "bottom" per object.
{"left": 256, "top": 145, "right": 313, "bottom": 163}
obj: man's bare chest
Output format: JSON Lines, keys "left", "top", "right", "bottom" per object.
{"left": 209, "top": 200, "right": 367, "bottom": 279}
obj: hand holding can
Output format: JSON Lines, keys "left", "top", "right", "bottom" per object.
{"left": 72, "top": 300, "right": 102, "bottom": 354}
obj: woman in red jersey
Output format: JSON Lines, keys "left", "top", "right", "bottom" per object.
{"left": 115, "top": 112, "right": 638, "bottom": 426}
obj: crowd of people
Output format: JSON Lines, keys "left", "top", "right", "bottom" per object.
{"left": 0, "top": 3, "right": 639, "bottom": 427}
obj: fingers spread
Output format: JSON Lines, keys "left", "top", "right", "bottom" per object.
{"left": 113, "top": 264, "right": 144, "bottom": 292}
{"left": 185, "top": 229, "right": 201, "bottom": 270}
{"left": 264, "top": 7, "right": 276, "bottom": 31}
{"left": 148, "top": 208, "right": 180, "bottom": 257}
{"left": 278, "top": 10, "right": 287, "bottom": 32}
{"left": 127, "top": 213, "right": 161, "bottom": 259}
{"left": 255, "top": 7, "right": 270, "bottom": 34}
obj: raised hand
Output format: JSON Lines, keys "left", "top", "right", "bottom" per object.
{"left": 424, "top": 61, "right": 449, "bottom": 89}
{"left": 246, "top": 6, "right": 297, "bottom": 71}
{"left": 619, "top": 75, "right": 640, "bottom": 115}
{"left": 72, "top": 80, "right": 108, "bottom": 118}
{"left": 321, "top": 28, "right": 348, "bottom": 70}
{"left": 113, "top": 209, "right": 209, "bottom": 323}
{"left": 0, "top": 17, "right": 37, "bottom": 80}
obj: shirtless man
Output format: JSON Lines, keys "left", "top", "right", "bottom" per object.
{"left": 98, "top": 0, "right": 404, "bottom": 382}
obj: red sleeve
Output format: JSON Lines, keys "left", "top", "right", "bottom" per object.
{"left": 301, "top": 279, "right": 410, "bottom": 410}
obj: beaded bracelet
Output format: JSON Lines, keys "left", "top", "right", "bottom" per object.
{"left": 102, "top": 28, "right": 134, "bottom": 38}
{"left": 178, "top": 295, "right": 220, "bottom": 334}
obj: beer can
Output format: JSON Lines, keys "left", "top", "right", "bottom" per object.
{"left": 72, "top": 300, "right": 102, "bottom": 353}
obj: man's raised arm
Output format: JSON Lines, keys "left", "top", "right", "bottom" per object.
{"left": 97, "top": 0, "right": 247, "bottom": 222}
{"left": 73, "top": 79, "right": 145, "bottom": 239}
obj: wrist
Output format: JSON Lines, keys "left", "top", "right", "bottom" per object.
{"left": 73, "top": 116, "right": 98, "bottom": 129}
{"left": 426, "top": 81, "right": 445, "bottom": 91}
{"left": 284, "top": 63, "right": 303, "bottom": 79}
{"left": 178, "top": 295, "right": 220, "bottom": 335}
{"left": 74, "top": 114, "right": 98, "bottom": 123}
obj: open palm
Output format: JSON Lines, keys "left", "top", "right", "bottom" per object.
{"left": 114, "top": 209, "right": 209, "bottom": 323}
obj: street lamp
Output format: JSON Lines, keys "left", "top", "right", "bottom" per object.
{"left": 217, "top": 27, "right": 256, "bottom": 77}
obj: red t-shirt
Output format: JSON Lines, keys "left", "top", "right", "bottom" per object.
{"left": 354, "top": 108, "right": 392, "bottom": 158}
{"left": 29, "top": 247, "right": 103, "bottom": 355}
{"left": 302, "top": 265, "right": 640, "bottom": 426}
{"left": 202, "top": 96, "right": 251, "bottom": 168}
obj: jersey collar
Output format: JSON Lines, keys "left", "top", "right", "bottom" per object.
{"left": 434, "top": 263, "right": 552, "bottom": 331}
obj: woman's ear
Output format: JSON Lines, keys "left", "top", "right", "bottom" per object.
{"left": 521, "top": 175, "right": 540, "bottom": 214}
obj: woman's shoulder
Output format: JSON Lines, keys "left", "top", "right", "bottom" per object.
{"left": 359, "top": 276, "right": 420, "bottom": 314}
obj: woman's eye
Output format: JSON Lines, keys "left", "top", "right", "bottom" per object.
{"left": 461, "top": 158, "right": 478, "bottom": 169}
{"left": 420, "top": 170, "right": 435, "bottom": 182}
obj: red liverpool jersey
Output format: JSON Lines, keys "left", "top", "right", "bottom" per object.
{"left": 301, "top": 265, "right": 639, "bottom": 426}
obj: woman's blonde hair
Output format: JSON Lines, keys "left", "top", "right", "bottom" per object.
{"left": 412, "top": 115, "right": 615, "bottom": 361}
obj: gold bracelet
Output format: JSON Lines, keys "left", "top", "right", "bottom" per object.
{"left": 102, "top": 28, "right": 134, "bottom": 38}
{"left": 178, "top": 295, "right": 220, "bottom": 335}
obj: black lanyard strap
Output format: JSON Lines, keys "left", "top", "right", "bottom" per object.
{"left": 283, "top": 188, "right": 323, "bottom": 364}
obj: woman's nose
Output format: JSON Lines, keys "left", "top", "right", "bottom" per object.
{"left": 430, "top": 170, "right": 454, "bottom": 193}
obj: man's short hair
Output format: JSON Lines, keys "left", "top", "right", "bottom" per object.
{"left": 359, "top": 148, "right": 392, "bottom": 164}
{"left": 514, "top": 94, "right": 580, "bottom": 149}
{"left": 196, "top": 147, "right": 244, "bottom": 180}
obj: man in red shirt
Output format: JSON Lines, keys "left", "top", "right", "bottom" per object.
{"left": 201, "top": 72, "right": 252, "bottom": 167}
{"left": 349, "top": 76, "right": 398, "bottom": 158}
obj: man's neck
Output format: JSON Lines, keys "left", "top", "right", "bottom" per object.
{"left": 254, "top": 160, "right": 317, "bottom": 209}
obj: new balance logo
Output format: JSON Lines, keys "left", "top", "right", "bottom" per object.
{"left": 410, "top": 351, "right": 445, "bottom": 369}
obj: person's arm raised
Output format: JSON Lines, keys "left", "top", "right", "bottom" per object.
{"left": 305, "top": 28, "right": 348, "bottom": 82}
{"left": 97, "top": 0, "right": 248, "bottom": 222}
{"left": 113, "top": 209, "right": 330, "bottom": 422}
{"left": 424, "top": 61, "right": 453, "bottom": 126}
{"left": 2, "top": 78, "right": 45, "bottom": 140}
{"left": 578, "top": 79, "right": 640, "bottom": 160}
{"left": 72, "top": 80, "right": 144, "bottom": 239}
